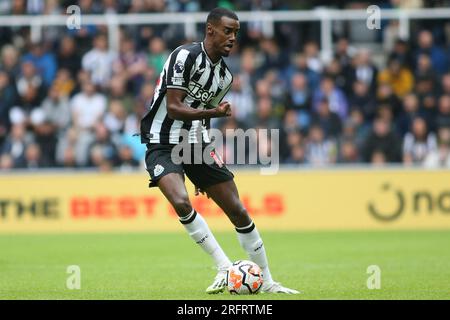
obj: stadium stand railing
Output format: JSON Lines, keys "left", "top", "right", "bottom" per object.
{"left": 1, "top": 8, "right": 450, "bottom": 60}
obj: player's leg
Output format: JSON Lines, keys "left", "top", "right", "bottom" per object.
{"left": 156, "top": 173, "right": 231, "bottom": 268}
{"left": 204, "top": 180, "right": 299, "bottom": 294}
{"left": 203, "top": 180, "right": 272, "bottom": 279}
{"left": 145, "top": 145, "right": 231, "bottom": 293}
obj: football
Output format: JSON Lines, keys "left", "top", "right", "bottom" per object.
{"left": 226, "top": 260, "right": 264, "bottom": 295}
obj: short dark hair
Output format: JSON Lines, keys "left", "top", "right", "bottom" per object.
{"left": 207, "top": 7, "right": 238, "bottom": 25}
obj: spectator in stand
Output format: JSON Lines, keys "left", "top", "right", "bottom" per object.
{"left": 104, "top": 99, "right": 127, "bottom": 135}
{"left": 378, "top": 56, "right": 414, "bottom": 99}
{"left": 226, "top": 74, "right": 254, "bottom": 126}
{"left": 338, "top": 139, "right": 360, "bottom": 163}
{"left": 376, "top": 82, "right": 402, "bottom": 118}
{"left": 237, "top": 47, "right": 259, "bottom": 91}
{"left": 29, "top": 105, "right": 58, "bottom": 167}
{"left": 264, "top": 69, "right": 287, "bottom": 108}
{"left": 57, "top": 36, "right": 82, "bottom": 78}
{"left": 87, "top": 122, "right": 119, "bottom": 168}
{"left": 70, "top": 81, "right": 107, "bottom": 131}
{"left": 340, "top": 109, "right": 370, "bottom": 151}
{"left": 56, "top": 127, "right": 83, "bottom": 167}
{"left": 69, "top": 80, "right": 107, "bottom": 166}
{"left": 0, "top": 69, "right": 17, "bottom": 145}
{"left": 0, "top": 153, "right": 14, "bottom": 170}
{"left": 402, "top": 117, "right": 437, "bottom": 164}
{"left": 60, "top": 147, "right": 78, "bottom": 168}
{"left": 415, "top": 53, "right": 438, "bottom": 96}
{"left": 284, "top": 72, "right": 311, "bottom": 130}
{"left": 22, "top": 42, "right": 57, "bottom": 87}
{"left": 37, "top": 84, "right": 71, "bottom": 132}
{"left": 258, "top": 38, "right": 290, "bottom": 76}
{"left": 334, "top": 37, "right": 355, "bottom": 70}
{"left": 113, "top": 36, "right": 147, "bottom": 95}
{"left": 423, "top": 127, "right": 450, "bottom": 168}
{"left": 436, "top": 95, "right": 450, "bottom": 129}
{"left": 279, "top": 110, "right": 303, "bottom": 159}
{"left": 290, "top": 71, "right": 311, "bottom": 101}
{"left": 305, "top": 125, "right": 337, "bottom": 166}
{"left": 415, "top": 30, "right": 449, "bottom": 75}
{"left": 147, "top": 36, "right": 169, "bottom": 75}
{"left": 311, "top": 97, "right": 342, "bottom": 138}
{"left": 22, "top": 142, "right": 45, "bottom": 169}
{"left": 285, "top": 143, "right": 307, "bottom": 165}
{"left": 82, "top": 33, "right": 116, "bottom": 89}
{"left": 362, "top": 117, "right": 402, "bottom": 163}
{"left": 117, "top": 144, "right": 140, "bottom": 171}
{"left": 250, "top": 97, "right": 280, "bottom": 131}
{"left": 52, "top": 68, "right": 76, "bottom": 97}
{"left": 348, "top": 80, "right": 377, "bottom": 122}
{"left": 390, "top": 39, "right": 414, "bottom": 71}
{"left": 421, "top": 92, "right": 438, "bottom": 132}
{"left": 371, "top": 149, "right": 388, "bottom": 166}
{"left": 1, "top": 45, "right": 20, "bottom": 81}
{"left": 304, "top": 41, "right": 323, "bottom": 74}
{"left": 286, "top": 53, "right": 320, "bottom": 93}
{"left": 107, "top": 75, "right": 135, "bottom": 113}
{"left": 347, "top": 48, "right": 378, "bottom": 95}
{"left": 1, "top": 123, "right": 31, "bottom": 168}
{"left": 323, "top": 58, "right": 348, "bottom": 92}
{"left": 312, "top": 75, "right": 348, "bottom": 121}
{"left": 377, "top": 104, "right": 395, "bottom": 128}
{"left": 16, "top": 61, "right": 46, "bottom": 113}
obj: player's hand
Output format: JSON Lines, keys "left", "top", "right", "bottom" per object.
{"left": 215, "top": 101, "right": 232, "bottom": 117}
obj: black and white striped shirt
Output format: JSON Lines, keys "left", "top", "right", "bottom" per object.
{"left": 140, "top": 42, "right": 233, "bottom": 144}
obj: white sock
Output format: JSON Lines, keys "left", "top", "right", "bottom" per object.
{"left": 180, "top": 209, "right": 231, "bottom": 271}
{"left": 236, "top": 222, "right": 274, "bottom": 284}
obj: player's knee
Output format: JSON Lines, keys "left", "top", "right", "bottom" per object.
{"left": 172, "top": 197, "right": 192, "bottom": 216}
{"left": 228, "top": 205, "right": 251, "bottom": 225}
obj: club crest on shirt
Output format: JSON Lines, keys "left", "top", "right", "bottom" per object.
{"left": 218, "top": 77, "right": 225, "bottom": 89}
{"left": 154, "top": 164, "right": 164, "bottom": 177}
{"left": 174, "top": 60, "right": 184, "bottom": 73}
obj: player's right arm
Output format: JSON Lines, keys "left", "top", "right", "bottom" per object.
{"left": 167, "top": 89, "right": 231, "bottom": 121}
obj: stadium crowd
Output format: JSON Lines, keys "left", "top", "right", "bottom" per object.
{"left": 1, "top": 0, "right": 450, "bottom": 170}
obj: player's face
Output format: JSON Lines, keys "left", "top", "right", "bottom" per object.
{"left": 211, "top": 17, "right": 240, "bottom": 57}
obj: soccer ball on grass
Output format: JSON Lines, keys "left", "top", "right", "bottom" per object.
{"left": 226, "top": 260, "right": 263, "bottom": 294}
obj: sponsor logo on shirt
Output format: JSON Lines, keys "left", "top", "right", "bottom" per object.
{"left": 188, "top": 81, "right": 215, "bottom": 104}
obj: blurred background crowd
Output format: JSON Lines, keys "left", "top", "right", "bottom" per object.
{"left": 1, "top": 0, "right": 450, "bottom": 171}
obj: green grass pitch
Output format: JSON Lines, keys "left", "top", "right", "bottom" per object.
{"left": 0, "top": 230, "right": 449, "bottom": 300}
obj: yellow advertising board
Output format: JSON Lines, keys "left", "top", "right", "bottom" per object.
{"left": 1, "top": 169, "right": 449, "bottom": 233}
